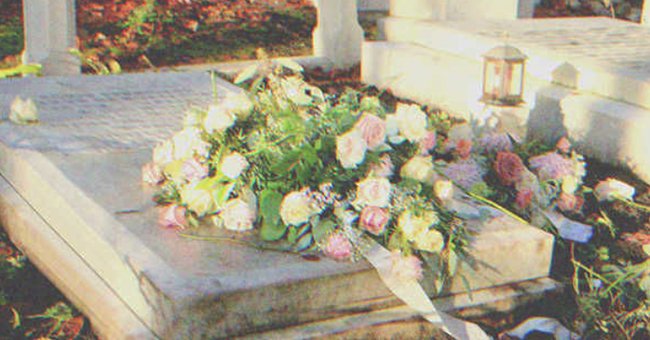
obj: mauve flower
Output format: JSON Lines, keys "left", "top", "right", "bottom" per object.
{"left": 556, "top": 137, "right": 571, "bottom": 154}
{"left": 456, "top": 139, "right": 473, "bottom": 159}
{"left": 529, "top": 152, "right": 573, "bottom": 181}
{"left": 323, "top": 233, "right": 352, "bottom": 261}
{"left": 390, "top": 250, "right": 423, "bottom": 281}
{"left": 443, "top": 159, "right": 485, "bottom": 190}
{"left": 355, "top": 113, "right": 386, "bottom": 150}
{"left": 359, "top": 206, "right": 390, "bottom": 235}
{"left": 418, "top": 130, "right": 438, "bottom": 155}
{"left": 515, "top": 188, "right": 534, "bottom": 209}
{"left": 158, "top": 205, "right": 187, "bottom": 229}
{"left": 494, "top": 151, "right": 525, "bottom": 186}
{"left": 354, "top": 177, "right": 392, "bottom": 208}
{"left": 478, "top": 133, "right": 513, "bottom": 153}
{"left": 182, "top": 158, "right": 209, "bottom": 182}
{"left": 557, "top": 192, "right": 584, "bottom": 213}
{"left": 142, "top": 162, "right": 164, "bottom": 185}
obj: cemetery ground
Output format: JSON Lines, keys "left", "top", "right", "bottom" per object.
{"left": 0, "top": 1, "right": 649, "bottom": 339}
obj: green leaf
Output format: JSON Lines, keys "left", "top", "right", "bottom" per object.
{"left": 234, "top": 64, "right": 259, "bottom": 84}
{"left": 212, "top": 182, "right": 236, "bottom": 208}
{"left": 10, "top": 307, "right": 20, "bottom": 329}
{"left": 312, "top": 219, "right": 335, "bottom": 244}
{"left": 294, "top": 233, "right": 314, "bottom": 252}
{"left": 287, "top": 226, "right": 299, "bottom": 244}
{"left": 260, "top": 189, "right": 283, "bottom": 225}
{"left": 260, "top": 219, "right": 287, "bottom": 241}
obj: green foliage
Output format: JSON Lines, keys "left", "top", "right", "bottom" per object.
{"left": 0, "top": 17, "right": 23, "bottom": 60}
{"left": 0, "top": 63, "right": 41, "bottom": 78}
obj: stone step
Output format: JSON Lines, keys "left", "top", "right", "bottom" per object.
{"left": 361, "top": 39, "right": 650, "bottom": 184}
{"left": 380, "top": 16, "right": 650, "bottom": 111}
{"left": 0, "top": 72, "right": 554, "bottom": 338}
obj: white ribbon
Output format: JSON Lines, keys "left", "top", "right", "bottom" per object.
{"left": 363, "top": 238, "right": 491, "bottom": 340}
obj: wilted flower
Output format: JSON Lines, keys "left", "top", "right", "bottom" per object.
{"left": 359, "top": 206, "right": 390, "bottom": 235}
{"left": 181, "top": 158, "right": 209, "bottom": 182}
{"left": 390, "top": 250, "right": 423, "bottom": 281}
{"left": 594, "top": 178, "right": 635, "bottom": 202}
{"left": 529, "top": 152, "right": 573, "bottom": 181}
{"left": 418, "top": 130, "right": 437, "bottom": 155}
{"left": 180, "top": 183, "right": 216, "bottom": 216}
{"left": 395, "top": 103, "right": 428, "bottom": 142}
{"left": 455, "top": 139, "right": 473, "bottom": 159}
{"left": 280, "top": 190, "right": 321, "bottom": 226}
{"left": 220, "top": 198, "right": 256, "bottom": 231}
{"left": 355, "top": 113, "right": 386, "bottom": 150}
{"left": 158, "top": 205, "right": 187, "bottom": 229}
{"left": 478, "top": 133, "right": 513, "bottom": 153}
{"left": 354, "top": 177, "right": 392, "bottom": 208}
{"left": 142, "top": 162, "right": 164, "bottom": 185}
{"left": 204, "top": 104, "right": 236, "bottom": 133}
{"left": 9, "top": 96, "right": 38, "bottom": 125}
{"left": 336, "top": 129, "right": 367, "bottom": 169}
{"left": 494, "top": 151, "right": 525, "bottom": 186}
{"left": 400, "top": 156, "right": 436, "bottom": 184}
{"left": 515, "top": 188, "right": 534, "bottom": 209}
{"left": 434, "top": 180, "right": 454, "bottom": 201}
{"left": 557, "top": 192, "right": 584, "bottom": 213}
{"left": 556, "top": 137, "right": 571, "bottom": 153}
{"left": 220, "top": 152, "right": 249, "bottom": 179}
{"left": 369, "top": 154, "right": 394, "bottom": 178}
{"left": 323, "top": 233, "right": 352, "bottom": 261}
{"left": 442, "top": 159, "right": 485, "bottom": 190}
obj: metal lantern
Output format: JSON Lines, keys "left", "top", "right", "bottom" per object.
{"left": 481, "top": 44, "right": 527, "bottom": 106}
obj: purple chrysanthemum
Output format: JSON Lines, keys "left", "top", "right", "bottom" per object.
{"left": 478, "top": 133, "right": 513, "bottom": 153}
{"left": 529, "top": 152, "right": 573, "bottom": 181}
{"left": 442, "top": 159, "right": 486, "bottom": 190}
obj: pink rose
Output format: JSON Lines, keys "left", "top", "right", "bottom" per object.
{"left": 182, "top": 158, "right": 209, "bottom": 182}
{"left": 359, "top": 206, "right": 390, "bottom": 235}
{"left": 418, "top": 131, "right": 437, "bottom": 155}
{"left": 456, "top": 139, "right": 472, "bottom": 159}
{"left": 557, "top": 192, "right": 584, "bottom": 213}
{"left": 556, "top": 137, "right": 571, "bottom": 154}
{"left": 142, "top": 162, "right": 164, "bottom": 185}
{"left": 158, "top": 205, "right": 187, "bottom": 229}
{"left": 355, "top": 113, "right": 386, "bottom": 150}
{"left": 515, "top": 188, "right": 534, "bottom": 209}
{"left": 323, "top": 233, "right": 352, "bottom": 261}
{"left": 494, "top": 151, "right": 525, "bottom": 186}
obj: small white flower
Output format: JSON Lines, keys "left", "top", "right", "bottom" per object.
{"left": 336, "top": 129, "right": 367, "bottom": 169}
{"left": 220, "top": 152, "right": 249, "bottom": 180}
{"left": 395, "top": 103, "right": 428, "bottom": 142}
{"left": 9, "top": 96, "right": 38, "bottom": 125}
{"left": 172, "top": 127, "right": 210, "bottom": 160}
{"left": 221, "top": 198, "right": 257, "bottom": 231}
{"left": 180, "top": 182, "right": 216, "bottom": 217}
{"left": 204, "top": 104, "right": 236, "bottom": 133}
{"left": 354, "top": 177, "right": 392, "bottom": 208}
{"left": 594, "top": 178, "right": 635, "bottom": 202}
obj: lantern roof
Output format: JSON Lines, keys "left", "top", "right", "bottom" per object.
{"left": 483, "top": 44, "right": 527, "bottom": 61}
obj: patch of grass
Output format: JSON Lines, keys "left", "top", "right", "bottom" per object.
{"left": 0, "top": 17, "right": 23, "bottom": 68}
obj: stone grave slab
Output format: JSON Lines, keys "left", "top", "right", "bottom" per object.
{"left": 0, "top": 72, "right": 555, "bottom": 338}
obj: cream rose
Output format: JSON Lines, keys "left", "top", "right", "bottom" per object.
{"left": 401, "top": 156, "right": 436, "bottom": 185}
{"left": 398, "top": 210, "right": 439, "bottom": 241}
{"left": 9, "top": 96, "right": 38, "bottom": 125}
{"left": 354, "top": 177, "right": 392, "bottom": 208}
{"left": 222, "top": 92, "right": 254, "bottom": 118}
{"left": 280, "top": 190, "right": 320, "bottom": 226}
{"left": 354, "top": 113, "right": 386, "bottom": 150}
{"left": 221, "top": 198, "right": 256, "bottom": 231}
{"left": 152, "top": 140, "right": 174, "bottom": 167}
{"left": 434, "top": 180, "right": 454, "bottom": 201}
{"left": 172, "top": 127, "right": 210, "bottom": 160}
{"left": 204, "top": 104, "right": 236, "bottom": 133}
{"left": 413, "top": 229, "right": 445, "bottom": 253}
{"left": 180, "top": 183, "right": 216, "bottom": 217}
{"left": 336, "top": 129, "right": 367, "bottom": 169}
{"left": 220, "top": 152, "right": 249, "bottom": 179}
{"left": 594, "top": 178, "right": 635, "bottom": 202}
{"left": 395, "top": 103, "right": 428, "bottom": 142}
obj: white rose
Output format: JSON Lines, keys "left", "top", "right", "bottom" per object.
{"left": 280, "top": 190, "right": 320, "bottom": 226}
{"left": 221, "top": 198, "right": 257, "bottom": 231}
{"left": 395, "top": 103, "right": 428, "bottom": 142}
{"left": 385, "top": 114, "right": 406, "bottom": 144}
{"left": 220, "top": 152, "right": 249, "bottom": 179}
{"left": 172, "top": 127, "right": 210, "bottom": 160}
{"left": 180, "top": 183, "right": 216, "bottom": 217}
{"left": 400, "top": 156, "right": 436, "bottom": 184}
{"left": 222, "top": 92, "right": 254, "bottom": 118}
{"left": 398, "top": 210, "right": 439, "bottom": 243}
{"left": 594, "top": 178, "right": 635, "bottom": 202}
{"left": 204, "top": 104, "right": 236, "bottom": 133}
{"left": 355, "top": 177, "right": 392, "bottom": 208}
{"left": 9, "top": 96, "right": 38, "bottom": 125}
{"left": 336, "top": 129, "right": 367, "bottom": 169}
{"left": 152, "top": 140, "right": 174, "bottom": 167}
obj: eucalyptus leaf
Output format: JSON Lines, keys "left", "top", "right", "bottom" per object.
{"left": 260, "top": 219, "right": 287, "bottom": 241}
{"left": 260, "top": 189, "right": 283, "bottom": 224}
{"left": 294, "top": 233, "right": 314, "bottom": 252}
{"left": 287, "top": 226, "right": 299, "bottom": 244}
{"left": 312, "top": 219, "right": 335, "bottom": 244}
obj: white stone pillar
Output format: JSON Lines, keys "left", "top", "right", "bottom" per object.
{"left": 312, "top": 0, "right": 364, "bottom": 68}
{"left": 22, "top": 0, "right": 80, "bottom": 76}
{"left": 390, "top": 0, "right": 447, "bottom": 20}
{"left": 642, "top": 0, "right": 650, "bottom": 25}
